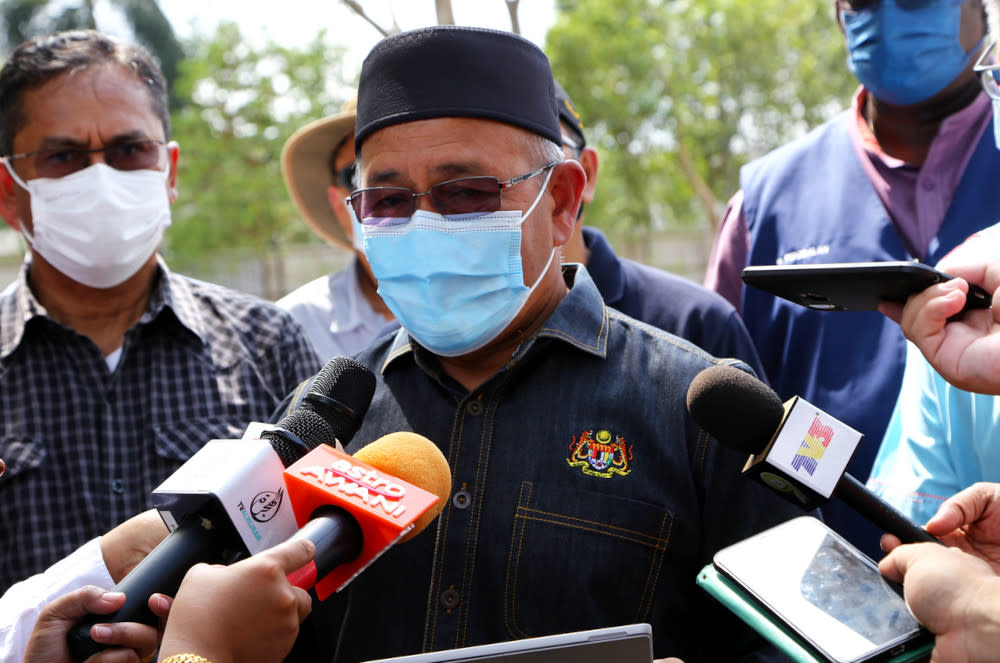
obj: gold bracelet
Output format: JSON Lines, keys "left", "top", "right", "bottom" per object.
{"left": 159, "top": 655, "right": 212, "bottom": 663}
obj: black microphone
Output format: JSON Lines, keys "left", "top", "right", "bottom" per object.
{"left": 67, "top": 356, "right": 376, "bottom": 660}
{"left": 686, "top": 364, "right": 939, "bottom": 547}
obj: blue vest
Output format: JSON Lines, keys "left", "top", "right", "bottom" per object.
{"left": 740, "top": 110, "right": 1000, "bottom": 553}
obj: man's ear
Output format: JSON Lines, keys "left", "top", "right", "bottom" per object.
{"left": 548, "top": 159, "right": 586, "bottom": 247}
{"left": 579, "top": 147, "right": 599, "bottom": 204}
{"left": 0, "top": 162, "right": 23, "bottom": 231}
{"left": 166, "top": 142, "right": 180, "bottom": 204}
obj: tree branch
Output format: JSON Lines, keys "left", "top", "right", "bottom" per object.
{"left": 341, "top": 0, "right": 395, "bottom": 37}
{"left": 435, "top": 0, "right": 455, "bottom": 24}
{"left": 505, "top": 0, "right": 521, "bottom": 34}
{"left": 676, "top": 134, "right": 721, "bottom": 233}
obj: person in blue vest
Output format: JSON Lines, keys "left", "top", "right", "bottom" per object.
{"left": 705, "top": 0, "right": 997, "bottom": 559}
{"left": 868, "top": 6, "right": 1000, "bottom": 528}
{"left": 553, "top": 80, "right": 766, "bottom": 375}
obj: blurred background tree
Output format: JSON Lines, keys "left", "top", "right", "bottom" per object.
{"left": 0, "top": 0, "right": 859, "bottom": 293}
{"left": 546, "top": 0, "right": 856, "bottom": 247}
{"left": 1, "top": 0, "right": 185, "bottom": 108}
{"left": 163, "top": 22, "right": 351, "bottom": 295}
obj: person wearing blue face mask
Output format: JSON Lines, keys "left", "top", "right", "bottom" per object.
{"left": 705, "top": 0, "right": 999, "bottom": 561}
{"left": 282, "top": 25, "right": 806, "bottom": 663}
{"left": 866, "top": 5, "right": 1000, "bottom": 535}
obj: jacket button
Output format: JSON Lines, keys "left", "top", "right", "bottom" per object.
{"left": 110, "top": 478, "right": 125, "bottom": 495}
{"left": 440, "top": 588, "right": 460, "bottom": 609}
{"left": 452, "top": 489, "right": 472, "bottom": 509}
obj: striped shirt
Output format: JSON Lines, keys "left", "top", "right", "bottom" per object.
{"left": 0, "top": 258, "right": 321, "bottom": 591}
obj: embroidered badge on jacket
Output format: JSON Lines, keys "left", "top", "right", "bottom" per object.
{"left": 567, "top": 429, "right": 633, "bottom": 478}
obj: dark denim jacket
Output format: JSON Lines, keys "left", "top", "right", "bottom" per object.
{"left": 310, "top": 266, "right": 799, "bottom": 663}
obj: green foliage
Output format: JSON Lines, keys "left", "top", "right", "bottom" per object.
{"left": 546, "top": 0, "right": 856, "bottom": 236}
{"left": 0, "top": 0, "right": 185, "bottom": 108}
{"left": 164, "top": 22, "right": 351, "bottom": 271}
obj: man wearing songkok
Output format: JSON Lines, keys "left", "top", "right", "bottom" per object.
{"left": 298, "top": 25, "right": 801, "bottom": 663}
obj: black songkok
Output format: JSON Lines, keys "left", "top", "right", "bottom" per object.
{"left": 355, "top": 26, "right": 561, "bottom": 149}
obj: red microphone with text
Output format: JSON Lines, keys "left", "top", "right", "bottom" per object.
{"left": 282, "top": 432, "right": 452, "bottom": 599}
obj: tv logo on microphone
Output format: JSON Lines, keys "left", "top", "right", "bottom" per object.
{"left": 297, "top": 459, "right": 410, "bottom": 518}
{"left": 249, "top": 487, "right": 284, "bottom": 523}
{"left": 760, "top": 397, "right": 862, "bottom": 506}
{"left": 790, "top": 417, "right": 834, "bottom": 476}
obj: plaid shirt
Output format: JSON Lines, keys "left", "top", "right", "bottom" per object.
{"left": 0, "top": 259, "right": 321, "bottom": 591}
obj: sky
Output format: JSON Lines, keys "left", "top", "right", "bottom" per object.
{"left": 159, "top": 0, "right": 557, "bottom": 72}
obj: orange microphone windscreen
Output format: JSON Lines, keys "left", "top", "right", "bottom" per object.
{"left": 353, "top": 432, "right": 452, "bottom": 541}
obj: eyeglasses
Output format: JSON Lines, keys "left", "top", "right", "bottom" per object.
{"left": 348, "top": 161, "right": 560, "bottom": 226}
{"left": 561, "top": 134, "right": 583, "bottom": 159}
{"left": 975, "top": 40, "right": 1000, "bottom": 102}
{"left": 561, "top": 133, "right": 581, "bottom": 151}
{"left": 4, "top": 139, "right": 166, "bottom": 179}
{"left": 334, "top": 162, "right": 356, "bottom": 190}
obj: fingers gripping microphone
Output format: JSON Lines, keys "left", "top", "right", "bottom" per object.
{"left": 67, "top": 357, "right": 376, "bottom": 660}
{"left": 685, "top": 365, "right": 938, "bottom": 546}
{"left": 283, "top": 432, "right": 452, "bottom": 599}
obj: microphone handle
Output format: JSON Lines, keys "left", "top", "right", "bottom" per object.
{"left": 286, "top": 507, "right": 363, "bottom": 591}
{"left": 836, "top": 473, "right": 941, "bottom": 546}
{"left": 67, "top": 514, "right": 234, "bottom": 661}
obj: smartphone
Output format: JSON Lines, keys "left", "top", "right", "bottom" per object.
{"left": 741, "top": 261, "right": 991, "bottom": 312}
{"left": 704, "top": 516, "right": 933, "bottom": 663}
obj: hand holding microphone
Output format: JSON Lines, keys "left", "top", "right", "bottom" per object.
{"left": 67, "top": 356, "right": 376, "bottom": 660}
{"left": 149, "top": 431, "right": 451, "bottom": 663}
{"left": 155, "top": 536, "right": 317, "bottom": 663}
{"left": 685, "top": 365, "right": 938, "bottom": 546}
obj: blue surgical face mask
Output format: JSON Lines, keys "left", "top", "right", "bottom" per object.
{"left": 350, "top": 206, "right": 365, "bottom": 253}
{"left": 360, "top": 168, "right": 555, "bottom": 357}
{"left": 841, "top": 0, "right": 980, "bottom": 106}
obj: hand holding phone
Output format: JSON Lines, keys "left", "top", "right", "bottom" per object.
{"left": 699, "top": 516, "right": 933, "bottom": 663}
{"left": 741, "top": 261, "right": 991, "bottom": 312}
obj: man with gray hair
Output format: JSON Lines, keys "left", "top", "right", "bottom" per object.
{"left": 303, "top": 25, "right": 803, "bottom": 663}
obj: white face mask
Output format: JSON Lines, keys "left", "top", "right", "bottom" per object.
{"left": 4, "top": 162, "right": 172, "bottom": 289}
